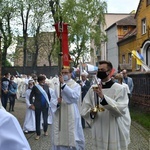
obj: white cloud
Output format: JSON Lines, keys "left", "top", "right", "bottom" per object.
{"left": 106, "top": 0, "right": 140, "bottom": 13}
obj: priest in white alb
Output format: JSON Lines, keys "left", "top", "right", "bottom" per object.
{"left": 51, "top": 67, "right": 85, "bottom": 150}
{"left": 81, "top": 60, "right": 131, "bottom": 150}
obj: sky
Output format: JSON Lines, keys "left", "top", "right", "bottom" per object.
{"left": 106, "top": 0, "right": 140, "bottom": 13}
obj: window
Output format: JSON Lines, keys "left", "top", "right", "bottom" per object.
{"left": 147, "top": 0, "right": 150, "bottom": 6}
{"left": 123, "top": 26, "right": 128, "bottom": 32}
{"left": 122, "top": 55, "right": 126, "bottom": 64}
{"left": 128, "top": 53, "right": 132, "bottom": 65}
{"left": 141, "top": 18, "right": 146, "bottom": 34}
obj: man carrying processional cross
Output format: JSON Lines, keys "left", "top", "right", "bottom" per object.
{"left": 51, "top": 22, "right": 85, "bottom": 150}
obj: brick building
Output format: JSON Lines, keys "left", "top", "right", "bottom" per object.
{"left": 14, "top": 32, "right": 57, "bottom": 67}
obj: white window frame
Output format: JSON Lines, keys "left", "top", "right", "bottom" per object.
{"left": 123, "top": 26, "right": 128, "bottom": 32}
{"left": 122, "top": 55, "right": 126, "bottom": 64}
{"left": 141, "top": 18, "right": 146, "bottom": 34}
{"left": 128, "top": 53, "right": 132, "bottom": 66}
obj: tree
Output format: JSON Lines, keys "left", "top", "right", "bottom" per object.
{"left": 15, "top": 0, "right": 57, "bottom": 71}
{"left": 30, "top": 1, "right": 50, "bottom": 69}
{"left": 39, "top": 32, "right": 58, "bottom": 66}
{"left": 56, "top": 0, "right": 107, "bottom": 67}
{"left": 49, "top": 0, "right": 63, "bottom": 70}
{"left": 49, "top": 0, "right": 62, "bottom": 23}
{"left": 15, "top": 0, "right": 32, "bottom": 72}
{"left": 0, "top": 0, "right": 16, "bottom": 67}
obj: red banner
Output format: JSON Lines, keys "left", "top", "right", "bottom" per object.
{"left": 54, "top": 23, "right": 70, "bottom": 68}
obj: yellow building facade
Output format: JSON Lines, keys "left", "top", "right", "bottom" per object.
{"left": 118, "top": 0, "right": 150, "bottom": 71}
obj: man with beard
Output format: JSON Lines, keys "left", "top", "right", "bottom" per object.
{"left": 81, "top": 60, "right": 131, "bottom": 150}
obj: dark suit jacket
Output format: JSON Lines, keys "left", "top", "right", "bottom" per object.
{"left": 77, "top": 80, "right": 91, "bottom": 100}
{"left": 123, "top": 77, "right": 134, "bottom": 94}
{"left": 29, "top": 84, "right": 51, "bottom": 109}
{"left": 82, "top": 80, "right": 91, "bottom": 100}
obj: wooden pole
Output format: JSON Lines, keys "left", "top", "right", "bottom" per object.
{"left": 58, "top": 20, "right": 63, "bottom": 131}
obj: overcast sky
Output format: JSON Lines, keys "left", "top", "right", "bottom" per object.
{"left": 106, "top": 0, "right": 140, "bottom": 13}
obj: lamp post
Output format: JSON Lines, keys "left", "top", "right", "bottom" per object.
{"left": 0, "top": 32, "right": 2, "bottom": 97}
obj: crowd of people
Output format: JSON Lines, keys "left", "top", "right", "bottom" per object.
{"left": 0, "top": 60, "right": 134, "bottom": 150}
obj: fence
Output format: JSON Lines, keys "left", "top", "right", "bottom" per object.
{"left": 2, "top": 66, "right": 59, "bottom": 78}
{"left": 129, "top": 72, "right": 150, "bottom": 112}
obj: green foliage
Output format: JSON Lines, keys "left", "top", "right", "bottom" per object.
{"left": 130, "top": 109, "right": 150, "bottom": 131}
{"left": 5, "top": 59, "right": 12, "bottom": 67}
{"left": 0, "top": 0, "right": 17, "bottom": 66}
{"left": 13, "top": 0, "right": 57, "bottom": 67}
{"left": 58, "top": 0, "right": 107, "bottom": 66}
{"left": 51, "top": 39, "right": 60, "bottom": 64}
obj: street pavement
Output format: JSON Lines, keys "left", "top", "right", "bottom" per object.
{"left": 9, "top": 99, "right": 150, "bottom": 150}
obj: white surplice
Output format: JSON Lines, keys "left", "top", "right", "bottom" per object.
{"left": 81, "top": 83, "right": 131, "bottom": 150}
{"left": 23, "top": 89, "right": 36, "bottom": 132}
{"left": 52, "top": 79, "right": 85, "bottom": 150}
{"left": 47, "top": 88, "right": 58, "bottom": 125}
{"left": 0, "top": 108, "right": 31, "bottom": 150}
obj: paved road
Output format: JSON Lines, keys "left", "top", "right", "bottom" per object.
{"left": 10, "top": 99, "right": 150, "bottom": 150}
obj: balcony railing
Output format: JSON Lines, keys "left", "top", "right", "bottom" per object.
{"left": 119, "top": 63, "right": 132, "bottom": 70}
